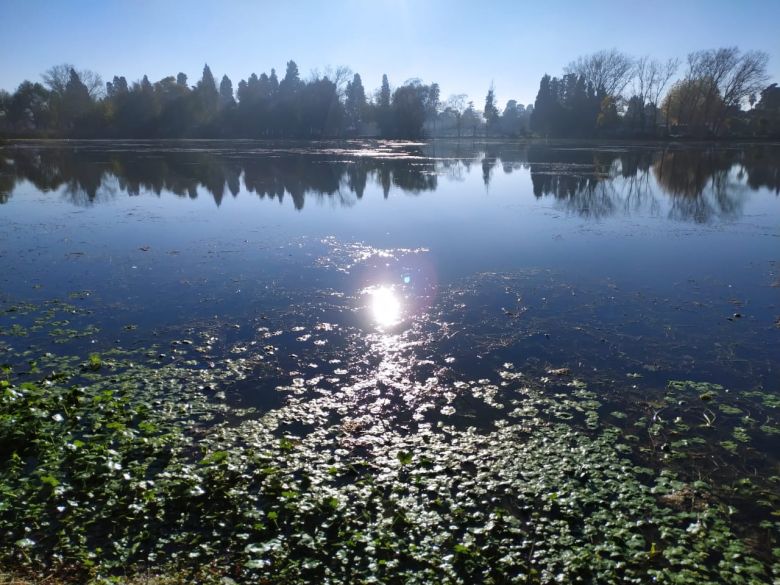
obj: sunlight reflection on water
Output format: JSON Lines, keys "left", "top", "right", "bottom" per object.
{"left": 370, "top": 286, "right": 402, "bottom": 327}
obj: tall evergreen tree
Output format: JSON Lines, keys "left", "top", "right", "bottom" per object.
{"left": 379, "top": 74, "right": 391, "bottom": 108}
{"left": 280, "top": 61, "right": 301, "bottom": 93}
{"left": 219, "top": 75, "right": 235, "bottom": 109}
{"left": 427, "top": 82, "right": 440, "bottom": 134}
{"left": 60, "top": 68, "right": 92, "bottom": 130}
{"left": 236, "top": 79, "right": 249, "bottom": 104}
{"left": 377, "top": 74, "right": 393, "bottom": 137}
{"left": 196, "top": 64, "right": 219, "bottom": 119}
{"left": 531, "top": 75, "right": 552, "bottom": 136}
{"left": 484, "top": 84, "right": 499, "bottom": 136}
{"left": 345, "top": 73, "right": 366, "bottom": 131}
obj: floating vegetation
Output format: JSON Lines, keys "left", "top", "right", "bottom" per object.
{"left": 1, "top": 336, "right": 779, "bottom": 583}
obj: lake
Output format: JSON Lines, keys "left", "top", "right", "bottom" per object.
{"left": 1, "top": 140, "right": 779, "bottom": 583}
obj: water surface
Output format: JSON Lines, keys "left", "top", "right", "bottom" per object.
{"left": 1, "top": 140, "right": 779, "bottom": 581}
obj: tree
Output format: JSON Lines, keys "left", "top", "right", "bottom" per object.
{"left": 344, "top": 73, "right": 367, "bottom": 132}
{"left": 445, "top": 94, "right": 467, "bottom": 138}
{"left": 631, "top": 56, "right": 679, "bottom": 133}
{"left": 140, "top": 74, "right": 153, "bottom": 94}
{"left": 274, "top": 61, "right": 303, "bottom": 136}
{"left": 500, "top": 100, "right": 527, "bottom": 137}
{"left": 0, "top": 90, "right": 9, "bottom": 134}
{"left": 300, "top": 77, "right": 343, "bottom": 137}
{"left": 462, "top": 101, "right": 481, "bottom": 137}
{"left": 531, "top": 69, "right": 620, "bottom": 137}
{"left": 1, "top": 49, "right": 768, "bottom": 140}
{"left": 648, "top": 58, "right": 679, "bottom": 130}
{"left": 684, "top": 47, "right": 769, "bottom": 134}
{"left": 426, "top": 82, "right": 440, "bottom": 135}
{"left": 219, "top": 75, "right": 235, "bottom": 109}
{"left": 756, "top": 83, "right": 780, "bottom": 111}
{"left": 565, "top": 49, "right": 634, "bottom": 99}
{"left": 752, "top": 83, "right": 780, "bottom": 136}
{"left": 196, "top": 64, "right": 219, "bottom": 120}
{"left": 597, "top": 96, "right": 619, "bottom": 131}
{"left": 623, "top": 95, "right": 645, "bottom": 131}
{"left": 6, "top": 81, "right": 51, "bottom": 133}
{"left": 110, "top": 74, "right": 160, "bottom": 137}
{"left": 153, "top": 75, "right": 192, "bottom": 137}
{"left": 661, "top": 78, "right": 722, "bottom": 133}
{"left": 378, "top": 74, "right": 391, "bottom": 108}
{"left": 483, "top": 84, "right": 499, "bottom": 137}
{"left": 280, "top": 61, "right": 301, "bottom": 93}
{"left": 377, "top": 74, "right": 393, "bottom": 137}
{"left": 106, "top": 75, "right": 128, "bottom": 97}
{"left": 391, "top": 82, "right": 430, "bottom": 138}
{"left": 531, "top": 74, "right": 554, "bottom": 136}
{"left": 43, "top": 63, "right": 103, "bottom": 99}
{"left": 60, "top": 68, "right": 93, "bottom": 130}
{"left": 323, "top": 65, "right": 352, "bottom": 99}
{"left": 236, "top": 79, "right": 249, "bottom": 104}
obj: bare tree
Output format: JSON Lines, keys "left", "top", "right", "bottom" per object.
{"left": 718, "top": 51, "right": 768, "bottom": 106}
{"left": 42, "top": 63, "right": 104, "bottom": 99}
{"left": 684, "top": 47, "right": 769, "bottom": 134}
{"left": 650, "top": 58, "right": 679, "bottom": 111}
{"left": 565, "top": 49, "right": 634, "bottom": 98}
{"left": 632, "top": 56, "right": 680, "bottom": 130}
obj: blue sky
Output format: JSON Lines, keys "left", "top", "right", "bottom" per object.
{"left": 1, "top": 0, "right": 779, "bottom": 107}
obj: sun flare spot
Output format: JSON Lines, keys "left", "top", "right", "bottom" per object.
{"left": 371, "top": 286, "right": 401, "bottom": 327}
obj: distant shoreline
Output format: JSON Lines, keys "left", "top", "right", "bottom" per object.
{"left": 3, "top": 136, "right": 780, "bottom": 146}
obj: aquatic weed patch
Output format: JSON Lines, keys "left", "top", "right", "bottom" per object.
{"left": 1, "top": 353, "right": 777, "bottom": 583}
{"left": 2, "top": 265, "right": 779, "bottom": 584}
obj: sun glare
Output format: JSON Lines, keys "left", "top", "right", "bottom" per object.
{"left": 371, "top": 286, "right": 401, "bottom": 327}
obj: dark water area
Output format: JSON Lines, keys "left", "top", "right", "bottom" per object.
{"left": 1, "top": 139, "right": 779, "bottom": 581}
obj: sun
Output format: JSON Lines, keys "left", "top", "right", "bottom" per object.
{"left": 371, "top": 286, "right": 401, "bottom": 327}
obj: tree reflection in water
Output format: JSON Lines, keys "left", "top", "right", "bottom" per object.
{"left": 0, "top": 141, "right": 777, "bottom": 223}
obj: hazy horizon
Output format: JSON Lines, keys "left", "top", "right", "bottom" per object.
{"left": 2, "top": 0, "right": 779, "bottom": 107}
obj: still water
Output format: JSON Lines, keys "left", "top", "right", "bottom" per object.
{"left": 2, "top": 141, "right": 777, "bottom": 385}
{"left": 1, "top": 140, "right": 779, "bottom": 581}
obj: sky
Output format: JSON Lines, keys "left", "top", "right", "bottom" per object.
{"left": 1, "top": 0, "right": 779, "bottom": 107}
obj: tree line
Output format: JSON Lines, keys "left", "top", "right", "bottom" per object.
{"left": 530, "top": 48, "right": 779, "bottom": 138}
{"left": 0, "top": 61, "right": 441, "bottom": 140}
{"left": 0, "top": 47, "right": 778, "bottom": 140}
